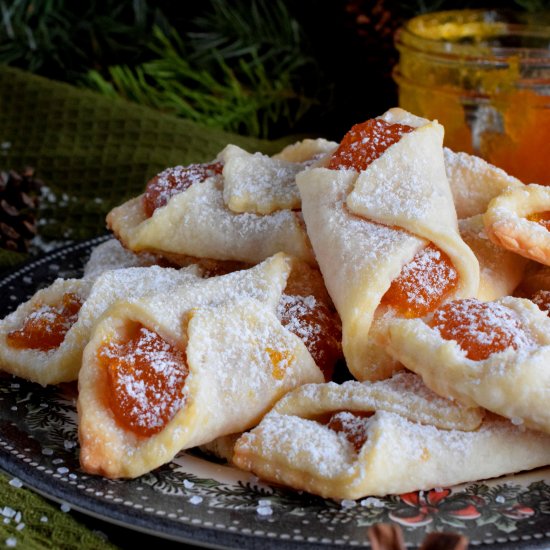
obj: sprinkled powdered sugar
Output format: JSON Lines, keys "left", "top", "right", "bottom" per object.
{"left": 83, "top": 239, "right": 158, "bottom": 279}
{"left": 221, "top": 146, "right": 304, "bottom": 213}
{"left": 431, "top": 299, "right": 534, "bottom": 360}
{"left": 302, "top": 176, "right": 425, "bottom": 310}
{"left": 394, "top": 246, "right": 456, "bottom": 308}
{"left": 242, "top": 413, "right": 359, "bottom": 479}
{"left": 327, "top": 411, "right": 371, "bottom": 452}
{"left": 328, "top": 119, "right": 414, "bottom": 172}
{"left": 443, "top": 147, "right": 522, "bottom": 218}
{"left": 160, "top": 176, "right": 309, "bottom": 263}
{"left": 100, "top": 326, "right": 187, "bottom": 435}
{"left": 277, "top": 293, "right": 341, "bottom": 370}
{"left": 277, "top": 294, "right": 318, "bottom": 340}
{"left": 381, "top": 244, "right": 458, "bottom": 318}
{"left": 531, "top": 289, "right": 550, "bottom": 314}
{"left": 143, "top": 162, "right": 223, "bottom": 216}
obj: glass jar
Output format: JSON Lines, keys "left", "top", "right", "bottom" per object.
{"left": 394, "top": 9, "right": 550, "bottom": 185}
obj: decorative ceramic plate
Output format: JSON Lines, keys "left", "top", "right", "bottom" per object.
{"left": 1, "top": 237, "right": 550, "bottom": 550}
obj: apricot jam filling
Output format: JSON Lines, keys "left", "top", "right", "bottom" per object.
{"left": 277, "top": 294, "right": 342, "bottom": 381}
{"left": 326, "top": 411, "right": 373, "bottom": 452}
{"left": 430, "top": 298, "right": 532, "bottom": 361}
{"left": 7, "top": 293, "right": 82, "bottom": 351}
{"left": 328, "top": 119, "right": 414, "bottom": 172}
{"left": 97, "top": 324, "right": 188, "bottom": 437}
{"left": 531, "top": 290, "right": 550, "bottom": 315}
{"left": 381, "top": 244, "right": 458, "bottom": 318}
{"left": 527, "top": 211, "right": 550, "bottom": 231}
{"left": 142, "top": 161, "right": 223, "bottom": 217}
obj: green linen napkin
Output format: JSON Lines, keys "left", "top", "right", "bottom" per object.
{"left": 0, "top": 65, "right": 293, "bottom": 269}
{"left": 0, "top": 472, "right": 118, "bottom": 549}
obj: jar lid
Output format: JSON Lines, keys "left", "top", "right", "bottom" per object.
{"left": 396, "top": 9, "right": 550, "bottom": 62}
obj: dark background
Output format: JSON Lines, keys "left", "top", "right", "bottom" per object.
{"left": 2, "top": 0, "right": 549, "bottom": 141}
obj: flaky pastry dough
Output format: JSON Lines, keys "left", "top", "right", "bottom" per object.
{"left": 107, "top": 143, "right": 320, "bottom": 265}
{"left": 232, "top": 373, "right": 550, "bottom": 499}
{"left": 297, "top": 108, "right": 479, "bottom": 381}
{"left": 387, "top": 296, "right": 550, "bottom": 434}
{"left": 78, "top": 253, "right": 324, "bottom": 478}
{"left": 444, "top": 148, "right": 523, "bottom": 219}
{"left": 484, "top": 183, "right": 550, "bottom": 266}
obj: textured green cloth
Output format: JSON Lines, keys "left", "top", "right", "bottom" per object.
{"left": 0, "top": 65, "right": 292, "bottom": 268}
{"left": 0, "top": 472, "right": 118, "bottom": 549}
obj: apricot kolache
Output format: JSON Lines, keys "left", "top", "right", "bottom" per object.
{"left": 78, "top": 253, "right": 325, "bottom": 478}
{"left": 232, "top": 373, "right": 550, "bottom": 499}
{"left": 387, "top": 296, "right": 550, "bottom": 435}
{"left": 0, "top": 239, "right": 201, "bottom": 386}
{"left": 107, "top": 139, "right": 338, "bottom": 267}
{"left": 1, "top": 107, "right": 550, "bottom": 498}
{"left": 297, "top": 108, "right": 479, "bottom": 381}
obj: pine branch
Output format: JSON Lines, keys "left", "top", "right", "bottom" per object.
{"left": 514, "top": 0, "right": 550, "bottom": 11}
{"left": 84, "top": 27, "right": 319, "bottom": 139}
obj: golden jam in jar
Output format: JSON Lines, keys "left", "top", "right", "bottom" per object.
{"left": 394, "top": 10, "right": 550, "bottom": 185}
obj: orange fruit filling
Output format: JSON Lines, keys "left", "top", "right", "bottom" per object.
{"left": 7, "top": 293, "right": 82, "bottom": 351}
{"left": 278, "top": 294, "right": 342, "bottom": 381}
{"left": 527, "top": 211, "right": 550, "bottom": 231}
{"left": 531, "top": 289, "right": 550, "bottom": 315}
{"left": 328, "top": 118, "right": 414, "bottom": 171}
{"left": 430, "top": 298, "right": 531, "bottom": 361}
{"left": 142, "top": 161, "right": 223, "bottom": 217}
{"left": 381, "top": 244, "right": 458, "bottom": 318}
{"left": 97, "top": 324, "right": 188, "bottom": 437}
{"left": 326, "top": 411, "right": 373, "bottom": 452}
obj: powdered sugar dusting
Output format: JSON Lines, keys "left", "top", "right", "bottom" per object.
{"left": 222, "top": 145, "right": 303, "bottom": 214}
{"left": 277, "top": 293, "right": 341, "bottom": 372}
{"left": 531, "top": 290, "right": 550, "bottom": 315}
{"left": 431, "top": 298, "right": 534, "bottom": 360}
{"left": 100, "top": 326, "right": 188, "bottom": 435}
{"left": 144, "top": 162, "right": 223, "bottom": 216}
{"left": 83, "top": 239, "right": 158, "bottom": 279}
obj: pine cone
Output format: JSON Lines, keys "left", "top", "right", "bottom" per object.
{"left": 0, "top": 167, "right": 43, "bottom": 253}
{"left": 344, "top": 0, "right": 406, "bottom": 76}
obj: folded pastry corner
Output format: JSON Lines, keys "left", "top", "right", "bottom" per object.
{"left": 444, "top": 148, "right": 523, "bottom": 219}
{"left": 387, "top": 296, "right": 550, "bottom": 434}
{"left": 297, "top": 107, "right": 479, "bottom": 381}
{"left": 272, "top": 138, "right": 338, "bottom": 163}
{"left": 232, "top": 372, "right": 550, "bottom": 499}
{"left": 78, "top": 253, "right": 325, "bottom": 478}
{"left": 484, "top": 183, "right": 550, "bottom": 266}
{"left": 0, "top": 240, "right": 201, "bottom": 386}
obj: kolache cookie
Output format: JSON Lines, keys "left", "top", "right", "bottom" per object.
{"left": 386, "top": 296, "right": 550, "bottom": 434}
{"left": 107, "top": 139, "right": 336, "bottom": 267}
{"left": 296, "top": 108, "right": 479, "bottom": 381}
{"left": 232, "top": 373, "right": 550, "bottom": 499}
{"left": 78, "top": 253, "right": 327, "bottom": 478}
{"left": 0, "top": 269, "right": 202, "bottom": 386}
{"left": 0, "top": 240, "right": 198, "bottom": 386}
{"left": 484, "top": 183, "right": 550, "bottom": 266}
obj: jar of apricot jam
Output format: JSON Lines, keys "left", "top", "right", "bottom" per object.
{"left": 394, "top": 9, "right": 550, "bottom": 185}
